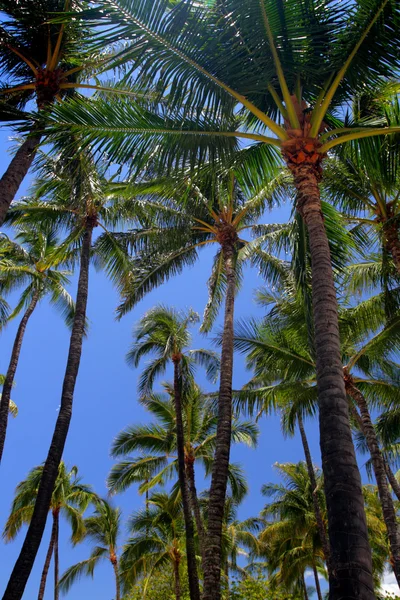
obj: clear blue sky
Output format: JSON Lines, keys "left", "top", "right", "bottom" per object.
{"left": 0, "top": 128, "right": 358, "bottom": 599}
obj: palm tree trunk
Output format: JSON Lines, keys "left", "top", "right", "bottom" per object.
{"left": 302, "top": 573, "right": 309, "bottom": 600}
{"left": 172, "top": 357, "right": 200, "bottom": 600}
{"left": 291, "top": 163, "right": 375, "bottom": 600}
{"left": 0, "top": 289, "right": 40, "bottom": 462}
{"left": 297, "top": 414, "right": 331, "bottom": 573}
{"left": 312, "top": 561, "right": 323, "bottom": 600}
{"left": 37, "top": 513, "right": 57, "bottom": 600}
{"left": 383, "top": 220, "right": 400, "bottom": 273}
{"left": 185, "top": 457, "right": 205, "bottom": 567}
{"left": 346, "top": 382, "right": 400, "bottom": 586}
{"left": 110, "top": 555, "right": 120, "bottom": 600}
{"left": 2, "top": 225, "right": 93, "bottom": 600}
{"left": 0, "top": 132, "right": 41, "bottom": 226}
{"left": 203, "top": 241, "right": 235, "bottom": 600}
{"left": 384, "top": 458, "right": 400, "bottom": 502}
{"left": 53, "top": 510, "right": 59, "bottom": 600}
{"left": 173, "top": 560, "right": 181, "bottom": 600}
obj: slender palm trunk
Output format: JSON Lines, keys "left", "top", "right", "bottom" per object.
{"left": 384, "top": 458, "right": 400, "bottom": 502}
{"left": 173, "top": 559, "right": 181, "bottom": 600}
{"left": 302, "top": 573, "right": 309, "bottom": 600}
{"left": 186, "top": 457, "right": 206, "bottom": 567}
{"left": 0, "top": 132, "right": 42, "bottom": 225}
{"left": 312, "top": 561, "right": 323, "bottom": 600}
{"left": 297, "top": 414, "right": 331, "bottom": 573}
{"left": 37, "top": 513, "right": 57, "bottom": 600}
{"left": 291, "top": 162, "right": 374, "bottom": 600}
{"left": 172, "top": 357, "right": 200, "bottom": 600}
{"left": 0, "top": 289, "right": 39, "bottom": 462}
{"left": 110, "top": 554, "right": 120, "bottom": 600}
{"left": 53, "top": 510, "right": 59, "bottom": 600}
{"left": 2, "top": 225, "right": 93, "bottom": 600}
{"left": 203, "top": 242, "right": 236, "bottom": 600}
{"left": 346, "top": 382, "right": 400, "bottom": 586}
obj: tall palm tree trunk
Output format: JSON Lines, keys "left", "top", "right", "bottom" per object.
{"left": 384, "top": 458, "right": 400, "bottom": 502}
{"left": 37, "top": 512, "right": 57, "bottom": 600}
{"left": 110, "top": 554, "right": 120, "bottom": 600}
{"left": 297, "top": 414, "right": 331, "bottom": 573}
{"left": 173, "top": 559, "right": 181, "bottom": 600}
{"left": 0, "top": 132, "right": 42, "bottom": 226}
{"left": 185, "top": 457, "right": 205, "bottom": 566}
{"left": 172, "top": 357, "right": 200, "bottom": 600}
{"left": 53, "top": 510, "right": 59, "bottom": 600}
{"left": 346, "top": 381, "right": 400, "bottom": 586}
{"left": 291, "top": 162, "right": 374, "bottom": 600}
{"left": 2, "top": 225, "right": 93, "bottom": 600}
{"left": 0, "top": 288, "right": 40, "bottom": 462}
{"left": 312, "top": 561, "right": 323, "bottom": 600}
{"left": 203, "top": 241, "right": 235, "bottom": 600}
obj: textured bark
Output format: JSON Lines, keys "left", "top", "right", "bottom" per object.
{"left": 186, "top": 458, "right": 206, "bottom": 568}
{"left": 173, "top": 359, "right": 201, "bottom": 600}
{"left": 312, "top": 561, "right": 323, "bottom": 600}
{"left": 0, "top": 133, "right": 41, "bottom": 225}
{"left": 384, "top": 458, "right": 400, "bottom": 502}
{"left": 111, "top": 555, "right": 120, "bottom": 600}
{"left": 0, "top": 289, "right": 39, "bottom": 462}
{"left": 37, "top": 514, "right": 56, "bottom": 600}
{"left": 53, "top": 511, "right": 59, "bottom": 600}
{"left": 203, "top": 243, "right": 235, "bottom": 600}
{"left": 293, "top": 163, "right": 375, "bottom": 600}
{"left": 346, "top": 383, "right": 400, "bottom": 586}
{"left": 297, "top": 414, "right": 331, "bottom": 573}
{"left": 383, "top": 220, "right": 400, "bottom": 274}
{"left": 2, "top": 226, "right": 93, "bottom": 600}
{"left": 173, "top": 560, "right": 181, "bottom": 600}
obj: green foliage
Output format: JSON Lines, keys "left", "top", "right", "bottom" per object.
{"left": 125, "top": 566, "right": 190, "bottom": 600}
{"left": 230, "top": 574, "right": 303, "bottom": 600}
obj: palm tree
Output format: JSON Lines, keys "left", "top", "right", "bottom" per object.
{"left": 322, "top": 88, "right": 400, "bottom": 272}
{"left": 107, "top": 173, "right": 286, "bottom": 594}
{"left": 261, "top": 462, "right": 326, "bottom": 600}
{"left": 234, "top": 289, "right": 400, "bottom": 584}
{"left": 50, "top": 3, "right": 400, "bottom": 593}
{"left": 0, "top": 0, "right": 145, "bottom": 223}
{"left": 108, "top": 382, "right": 258, "bottom": 564}
{"left": 123, "top": 305, "right": 223, "bottom": 600}
{"left": 1, "top": 146, "right": 140, "bottom": 600}
{"left": 0, "top": 226, "right": 74, "bottom": 461}
{"left": 59, "top": 498, "right": 122, "bottom": 600}
{"left": 3, "top": 462, "right": 94, "bottom": 600}
{"left": 120, "top": 492, "right": 188, "bottom": 600}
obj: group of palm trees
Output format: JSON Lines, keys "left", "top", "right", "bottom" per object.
{"left": 0, "top": 0, "right": 400, "bottom": 599}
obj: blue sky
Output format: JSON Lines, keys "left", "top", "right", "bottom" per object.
{"left": 0, "top": 127, "right": 370, "bottom": 599}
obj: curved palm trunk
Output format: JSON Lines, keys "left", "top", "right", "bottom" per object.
{"left": 346, "top": 382, "right": 400, "bottom": 586}
{"left": 291, "top": 163, "right": 374, "bottom": 600}
{"left": 53, "top": 511, "right": 59, "bottom": 600}
{"left": 297, "top": 414, "right": 331, "bottom": 573}
{"left": 172, "top": 357, "right": 200, "bottom": 600}
{"left": 312, "top": 561, "right": 323, "bottom": 600}
{"left": 37, "top": 513, "right": 57, "bottom": 600}
{"left": 0, "top": 289, "right": 40, "bottom": 462}
{"left": 2, "top": 225, "right": 93, "bottom": 600}
{"left": 173, "top": 559, "right": 181, "bottom": 600}
{"left": 384, "top": 458, "right": 400, "bottom": 502}
{"left": 186, "top": 458, "right": 206, "bottom": 567}
{"left": 110, "top": 553, "right": 120, "bottom": 600}
{"left": 0, "top": 132, "right": 42, "bottom": 225}
{"left": 203, "top": 242, "right": 235, "bottom": 600}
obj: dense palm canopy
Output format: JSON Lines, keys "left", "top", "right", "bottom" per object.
{"left": 0, "top": 2, "right": 400, "bottom": 600}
